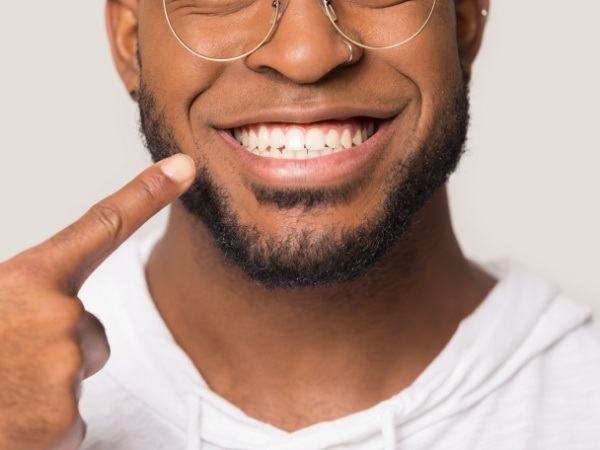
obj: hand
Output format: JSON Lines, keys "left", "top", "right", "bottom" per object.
{"left": 0, "top": 154, "right": 196, "bottom": 450}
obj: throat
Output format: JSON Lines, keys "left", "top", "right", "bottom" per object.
{"left": 145, "top": 192, "right": 496, "bottom": 432}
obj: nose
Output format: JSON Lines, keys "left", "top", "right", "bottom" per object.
{"left": 245, "top": 0, "right": 363, "bottom": 84}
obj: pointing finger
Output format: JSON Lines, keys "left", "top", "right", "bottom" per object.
{"left": 41, "top": 153, "right": 196, "bottom": 293}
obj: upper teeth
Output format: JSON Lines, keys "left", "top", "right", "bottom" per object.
{"left": 233, "top": 121, "right": 376, "bottom": 159}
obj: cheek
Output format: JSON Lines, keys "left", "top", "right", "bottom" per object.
{"left": 137, "top": 2, "right": 223, "bottom": 128}
{"left": 381, "top": 16, "right": 463, "bottom": 137}
{"left": 417, "top": 13, "right": 464, "bottom": 105}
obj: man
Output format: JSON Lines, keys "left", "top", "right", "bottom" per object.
{"left": 0, "top": 0, "right": 598, "bottom": 449}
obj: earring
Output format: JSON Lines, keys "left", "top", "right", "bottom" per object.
{"left": 129, "top": 90, "right": 138, "bottom": 101}
{"left": 481, "top": 8, "right": 489, "bottom": 17}
{"left": 344, "top": 41, "right": 354, "bottom": 64}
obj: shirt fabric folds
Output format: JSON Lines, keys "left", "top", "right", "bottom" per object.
{"left": 79, "top": 235, "right": 600, "bottom": 449}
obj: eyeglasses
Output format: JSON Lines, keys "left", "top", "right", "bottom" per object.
{"left": 163, "top": 0, "right": 437, "bottom": 62}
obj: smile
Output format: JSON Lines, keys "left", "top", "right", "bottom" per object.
{"left": 217, "top": 114, "right": 393, "bottom": 187}
{"left": 231, "top": 118, "right": 379, "bottom": 160}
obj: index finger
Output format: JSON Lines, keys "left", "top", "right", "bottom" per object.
{"left": 42, "top": 153, "right": 196, "bottom": 293}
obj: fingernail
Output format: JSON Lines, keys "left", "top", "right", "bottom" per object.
{"left": 160, "top": 154, "right": 196, "bottom": 183}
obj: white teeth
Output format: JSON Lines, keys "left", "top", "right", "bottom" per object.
{"left": 295, "top": 150, "right": 308, "bottom": 159}
{"left": 340, "top": 129, "right": 352, "bottom": 149}
{"left": 285, "top": 128, "right": 304, "bottom": 150}
{"left": 233, "top": 120, "right": 377, "bottom": 159}
{"left": 305, "top": 128, "right": 325, "bottom": 151}
{"left": 234, "top": 128, "right": 243, "bottom": 143}
{"left": 352, "top": 129, "right": 363, "bottom": 146}
{"left": 249, "top": 129, "right": 258, "bottom": 149}
{"left": 281, "top": 148, "right": 295, "bottom": 159}
{"left": 325, "top": 129, "right": 340, "bottom": 149}
{"left": 270, "top": 127, "right": 285, "bottom": 149}
{"left": 258, "top": 126, "right": 270, "bottom": 151}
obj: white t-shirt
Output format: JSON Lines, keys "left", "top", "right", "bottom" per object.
{"left": 79, "top": 236, "right": 600, "bottom": 449}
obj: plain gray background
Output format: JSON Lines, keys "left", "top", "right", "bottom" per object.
{"left": 1, "top": 1, "right": 598, "bottom": 315}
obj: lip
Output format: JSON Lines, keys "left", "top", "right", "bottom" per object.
{"left": 214, "top": 104, "right": 399, "bottom": 130}
{"left": 217, "top": 118, "right": 393, "bottom": 187}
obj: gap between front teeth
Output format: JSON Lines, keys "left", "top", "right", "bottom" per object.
{"left": 233, "top": 121, "right": 376, "bottom": 159}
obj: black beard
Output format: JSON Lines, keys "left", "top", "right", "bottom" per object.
{"left": 138, "top": 78, "right": 470, "bottom": 289}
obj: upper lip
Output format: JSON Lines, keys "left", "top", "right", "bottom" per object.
{"left": 212, "top": 103, "right": 401, "bottom": 129}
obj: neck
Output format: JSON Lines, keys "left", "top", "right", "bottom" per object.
{"left": 146, "top": 187, "right": 495, "bottom": 431}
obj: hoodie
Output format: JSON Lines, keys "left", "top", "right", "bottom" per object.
{"left": 79, "top": 235, "right": 600, "bottom": 450}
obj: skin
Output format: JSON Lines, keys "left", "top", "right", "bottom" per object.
{"left": 0, "top": 155, "right": 196, "bottom": 448}
{"left": 0, "top": 0, "right": 492, "bottom": 447}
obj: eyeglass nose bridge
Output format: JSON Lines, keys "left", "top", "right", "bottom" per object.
{"left": 268, "top": 0, "right": 336, "bottom": 31}
{"left": 270, "top": 0, "right": 336, "bottom": 22}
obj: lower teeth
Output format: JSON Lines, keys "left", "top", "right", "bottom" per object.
{"left": 249, "top": 147, "right": 346, "bottom": 159}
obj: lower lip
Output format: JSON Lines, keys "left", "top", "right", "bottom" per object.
{"left": 217, "top": 120, "right": 392, "bottom": 187}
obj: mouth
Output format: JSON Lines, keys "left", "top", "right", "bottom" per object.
{"left": 217, "top": 113, "right": 394, "bottom": 187}
{"left": 230, "top": 118, "right": 380, "bottom": 160}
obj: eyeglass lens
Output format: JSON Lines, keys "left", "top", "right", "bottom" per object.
{"left": 163, "top": 0, "right": 436, "bottom": 61}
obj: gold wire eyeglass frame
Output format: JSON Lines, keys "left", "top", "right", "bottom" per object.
{"left": 162, "top": 0, "right": 438, "bottom": 62}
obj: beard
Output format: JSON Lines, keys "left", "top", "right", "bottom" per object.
{"left": 138, "top": 77, "right": 470, "bottom": 289}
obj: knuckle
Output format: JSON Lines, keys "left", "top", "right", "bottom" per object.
{"left": 88, "top": 203, "right": 125, "bottom": 243}
{"left": 135, "top": 174, "right": 165, "bottom": 203}
{"left": 44, "top": 341, "right": 85, "bottom": 386}
{"left": 20, "top": 295, "right": 85, "bottom": 334}
{"left": 52, "top": 300, "right": 86, "bottom": 330}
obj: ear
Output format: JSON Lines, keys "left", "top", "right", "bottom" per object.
{"left": 106, "top": 0, "right": 140, "bottom": 101}
{"left": 454, "top": 0, "right": 489, "bottom": 76}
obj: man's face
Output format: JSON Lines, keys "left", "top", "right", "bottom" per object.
{"left": 130, "top": 0, "right": 476, "bottom": 288}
